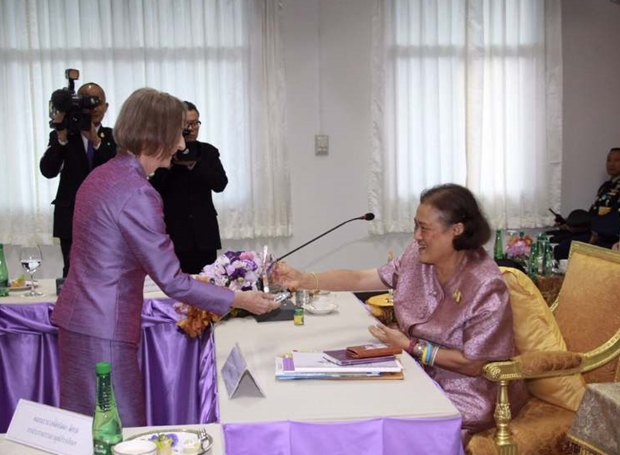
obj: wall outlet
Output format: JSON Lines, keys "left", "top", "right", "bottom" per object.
{"left": 315, "top": 134, "right": 329, "bottom": 156}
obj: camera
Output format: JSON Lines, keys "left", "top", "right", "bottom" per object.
{"left": 48, "top": 69, "right": 100, "bottom": 134}
{"left": 174, "top": 135, "right": 199, "bottom": 162}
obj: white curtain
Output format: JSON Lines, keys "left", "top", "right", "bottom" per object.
{"left": 0, "top": 0, "right": 290, "bottom": 245}
{"left": 370, "top": 0, "right": 562, "bottom": 234}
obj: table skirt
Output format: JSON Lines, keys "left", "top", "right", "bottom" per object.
{"left": 0, "top": 300, "right": 218, "bottom": 433}
{"left": 223, "top": 417, "right": 464, "bottom": 455}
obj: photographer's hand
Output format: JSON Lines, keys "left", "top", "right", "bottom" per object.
{"left": 53, "top": 111, "right": 68, "bottom": 143}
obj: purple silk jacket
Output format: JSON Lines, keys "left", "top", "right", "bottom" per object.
{"left": 51, "top": 153, "right": 233, "bottom": 344}
{"left": 378, "top": 242, "right": 528, "bottom": 433}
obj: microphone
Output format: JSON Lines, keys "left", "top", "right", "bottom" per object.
{"left": 275, "top": 213, "right": 375, "bottom": 262}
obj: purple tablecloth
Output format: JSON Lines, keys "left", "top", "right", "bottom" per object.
{"left": 0, "top": 299, "right": 217, "bottom": 433}
{"left": 223, "top": 417, "right": 464, "bottom": 455}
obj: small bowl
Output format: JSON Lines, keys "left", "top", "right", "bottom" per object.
{"left": 366, "top": 293, "right": 395, "bottom": 324}
{"left": 304, "top": 295, "right": 338, "bottom": 315}
{"left": 304, "top": 302, "right": 338, "bottom": 315}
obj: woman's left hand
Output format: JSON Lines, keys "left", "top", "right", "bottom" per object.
{"left": 368, "top": 323, "right": 410, "bottom": 350}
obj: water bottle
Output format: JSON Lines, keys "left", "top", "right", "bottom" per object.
{"left": 542, "top": 240, "right": 553, "bottom": 276}
{"left": 527, "top": 242, "right": 539, "bottom": 278}
{"left": 0, "top": 244, "right": 9, "bottom": 297}
{"left": 493, "top": 229, "right": 504, "bottom": 260}
{"left": 93, "top": 362, "right": 123, "bottom": 455}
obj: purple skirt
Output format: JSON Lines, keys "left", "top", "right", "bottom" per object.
{"left": 58, "top": 328, "right": 146, "bottom": 427}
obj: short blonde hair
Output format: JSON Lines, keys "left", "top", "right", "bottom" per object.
{"left": 113, "top": 88, "right": 186, "bottom": 158}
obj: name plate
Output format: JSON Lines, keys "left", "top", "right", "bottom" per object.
{"left": 6, "top": 399, "right": 94, "bottom": 455}
{"left": 221, "top": 343, "right": 265, "bottom": 399}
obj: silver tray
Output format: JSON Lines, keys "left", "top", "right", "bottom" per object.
{"left": 126, "top": 428, "right": 213, "bottom": 454}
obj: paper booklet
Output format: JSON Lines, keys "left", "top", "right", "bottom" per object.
{"left": 323, "top": 349, "right": 396, "bottom": 366}
{"left": 275, "top": 357, "right": 404, "bottom": 381}
{"left": 289, "top": 351, "right": 402, "bottom": 373}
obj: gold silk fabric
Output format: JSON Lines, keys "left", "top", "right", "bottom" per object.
{"left": 567, "top": 383, "right": 620, "bottom": 455}
{"left": 500, "top": 267, "right": 586, "bottom": 411}
{"left": 554, "top": 251, "right": 620, "bottom": 384}
{"left": 467, "top": 397, "right": 575, "bottom": 455}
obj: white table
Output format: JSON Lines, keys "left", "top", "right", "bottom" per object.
{"left": 0, "top": 279, "right": 167, "bottom": 305}
{"left": 214, "top": 292, "right": 464, "bottom": 454}
{"left": 0, "top": 424, "right": 224, "bottom": 455}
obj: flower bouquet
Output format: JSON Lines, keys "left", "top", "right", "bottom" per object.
{"left": 175, "top": 250, "right": 273, "bottom": 338}
{"left": 148, "top": 433, "right": 178, "bottom": 455}
{"left": 505, "top": 233, "right": 533, "bottom": 267}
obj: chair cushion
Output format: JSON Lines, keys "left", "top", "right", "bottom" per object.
{"left": 500, "top": 267, "right": 586, "bottom": 411}
{"left": 553, "top": 245, "right": 620, "bottom": 384}
{"left": 466, "top": 397, "right": 575, "bottom": 455}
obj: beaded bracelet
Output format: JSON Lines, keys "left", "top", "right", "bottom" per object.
{"left": 413, "top": 340, "right": 426, "bottom": 359}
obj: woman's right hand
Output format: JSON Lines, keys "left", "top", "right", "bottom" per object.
{"left": 232, "top": 290, "right": 278, "bottom": 315}
{"left": 270, "top": 261, "right": 304, "bottom": 289}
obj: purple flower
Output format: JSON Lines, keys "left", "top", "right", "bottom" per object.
{"left": 148, "top": 433, "right": 179, "bottom": 447}
{"left": 197, "top": 249, "right": 273, "bottom": 292}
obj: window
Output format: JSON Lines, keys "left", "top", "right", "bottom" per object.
{"left": 370, "top": 0, "right": 562, "bottom": 233}
{"left": 0, "top": 0, "right": 290, "bottom": 245}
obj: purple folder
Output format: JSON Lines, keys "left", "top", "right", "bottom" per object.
{"left": 323, "top": 349, "right": 396, "bottom": 366}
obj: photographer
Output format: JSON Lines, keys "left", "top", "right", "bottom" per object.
{"left": 40, "top": 82, "right": 116, "bottom": 276}
{"left": 149, "top": 101, "right": 228, "bottom": 274}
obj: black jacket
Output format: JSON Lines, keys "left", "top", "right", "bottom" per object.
{"left": 40, "top": 128, "right": 117, "bottom": 239}
{"left": 149, "top": 141, "right": 228, "bottom": 252}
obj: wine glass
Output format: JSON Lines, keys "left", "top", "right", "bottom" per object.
{"left": 20, "top": 246, "right": 44, "bottom": 297}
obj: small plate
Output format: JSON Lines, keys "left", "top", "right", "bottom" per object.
{"left": 304, "top": 296, "right": 338, "bottom": 314}
{"left": 126, "top": 428, "right": 213, "bottom": 454}
{"left": 9, "top": 281, "right": 39, "bottom": 292}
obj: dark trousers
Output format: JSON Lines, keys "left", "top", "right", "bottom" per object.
{"left": 60, "top": 237, "right": 72, "bottom": 277}
{"left": 175, "top": 249, "right": 217, "bottom": 274}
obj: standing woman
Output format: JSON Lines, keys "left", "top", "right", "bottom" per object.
{"left": 52, "top": 88, "right": 276, "bottom": 426}
{"left": 273, "top": 184, "right": 528, "bottom": 442}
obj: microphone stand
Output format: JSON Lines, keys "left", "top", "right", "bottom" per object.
{"left": 276, "top": 215, "right": 369, "bottom": 262}
{"left": 255, "top": 213, "right": 374, "bottom": 323}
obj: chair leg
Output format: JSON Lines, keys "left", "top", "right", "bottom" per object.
{"left": 494, "top": 380, "right": 518, "bottom": 455}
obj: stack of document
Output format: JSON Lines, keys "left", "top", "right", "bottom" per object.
{"left": 275, "top": 351, "right": 404, "bottom": 380}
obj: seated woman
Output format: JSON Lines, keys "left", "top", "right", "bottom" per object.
{"left": 272, "top": 183, "right": 528, "bottom": 444}
{"left": 551, "top": 147, "right": 620, "bottom": 259}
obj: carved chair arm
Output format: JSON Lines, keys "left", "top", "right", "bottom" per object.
{"left": 483, "top": 328, "right": 620, "bottom": 383}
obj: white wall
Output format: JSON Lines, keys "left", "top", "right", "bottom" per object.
{"left": 222, "top": 0, "right": 412, "bottom": 274}
{"left": 10, "top": 0, "right": 620, "bottom": 279}
{"left": 561, "top": 0, "right": 620, "bottom": 212}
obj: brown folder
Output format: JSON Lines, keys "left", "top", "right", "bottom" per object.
{"left": 346, "top": 344, "right": 402, "bottom": 359}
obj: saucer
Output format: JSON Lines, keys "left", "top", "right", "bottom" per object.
{"left": 304, "top": 302, "right": 338, "bottom": 315}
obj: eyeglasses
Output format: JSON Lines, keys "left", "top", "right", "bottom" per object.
{"left": 186, "top": 120, "right": 202, "bottom": 129}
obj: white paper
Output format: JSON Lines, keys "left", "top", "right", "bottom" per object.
{"left": 6, "top": 399, "right": 94, "bottom": 455}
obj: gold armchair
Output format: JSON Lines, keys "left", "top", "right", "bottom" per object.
{"left": 467, "top": 242, "right": 620, "bottom": 455}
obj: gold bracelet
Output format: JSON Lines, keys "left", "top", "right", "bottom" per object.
{"left": 310, "top": 272, "right": 319, "bottom": 293}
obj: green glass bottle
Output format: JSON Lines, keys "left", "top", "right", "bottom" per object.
{"left": 93, "top": 362, "right": 123, "bottom": 455}
{"left": 527, "top": 242, "right": 539, "bottom": 277}
{"left": 542, "top": 240, "right": 553, "bottom": 276}
{"left": 0, "top": 244, "right": 9, "bottom": 297}
{"left": 493, "top": 229, "right": 504, "bottom": 260}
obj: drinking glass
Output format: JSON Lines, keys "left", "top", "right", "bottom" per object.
{"left": 20, "top": 245, "right": 44, "bottom": 297}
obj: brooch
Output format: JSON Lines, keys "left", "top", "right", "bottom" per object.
{"left": 453, "top": 289, "right": 462, "bottom": 303}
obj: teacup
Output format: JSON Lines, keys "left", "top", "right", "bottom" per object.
{"left": 113, "top": 440, "right": 157, "bottom": 455}
{"left": 311, "top": 295, "right": 335, "bottom": 310}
